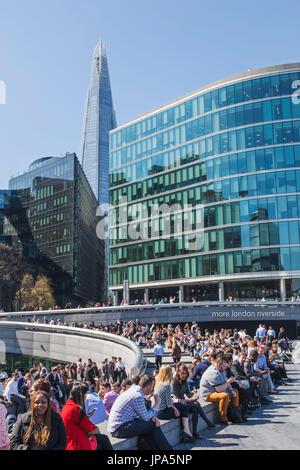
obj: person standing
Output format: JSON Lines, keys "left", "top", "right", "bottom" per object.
{"left": 267, "top": 326, "right": 276, "bottom": 342}
{"left": 153, "top": 340, "right": 164, "bottom": 370}
{"left": 171, "top": 338, "right": 182, "bottom": 366}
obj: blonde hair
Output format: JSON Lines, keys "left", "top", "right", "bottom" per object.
{"left": 154, "top": 365, "right": 173, "bottom": 389}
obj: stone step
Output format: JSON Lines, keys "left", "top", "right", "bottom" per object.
{"left": 97, "top": 402, "right": 218, "bottom": 450}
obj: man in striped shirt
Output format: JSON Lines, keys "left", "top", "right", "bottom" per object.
{"left": 107, "top": 375, "right": 173, "bottom": 450}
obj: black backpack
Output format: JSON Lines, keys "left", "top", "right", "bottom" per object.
{"left": 227, "top": 404, "right": 243, "bottom": 423}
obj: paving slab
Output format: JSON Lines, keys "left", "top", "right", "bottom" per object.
{"left": 175, "top": 363, "right": 300, "bottom": 450}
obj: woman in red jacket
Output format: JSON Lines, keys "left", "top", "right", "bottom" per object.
{"left": 61, "top": 383, "right": 97, "bottom": 450}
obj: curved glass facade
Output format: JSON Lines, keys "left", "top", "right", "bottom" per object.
{"left": 109, "top": 65, "right": 300, "bottom": 302}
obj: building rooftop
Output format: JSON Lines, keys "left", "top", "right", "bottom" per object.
{"left": 111, "top": 62, "right": 300, "bottom": 132}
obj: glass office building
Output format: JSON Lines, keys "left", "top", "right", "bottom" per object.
{"left": 109, "top": 64, "right": 300, "bottom": 303}
{"left": 80, "top": 40, "right": 117, "bottom": 298}
{"left": 81, "top": 40, "right": 117, "bottom": 205}
{"left": 2, "top": 153, "right": 105, "bottom": 306}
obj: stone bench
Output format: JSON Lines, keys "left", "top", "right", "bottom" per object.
{"left": 97, "top": 401, "right": 218, "bottom": 450}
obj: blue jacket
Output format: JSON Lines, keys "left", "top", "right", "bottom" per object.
{"left": 191, "top": 359, "right": 211, "bottom": 381}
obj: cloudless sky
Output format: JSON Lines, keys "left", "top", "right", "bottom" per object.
{"left": 0, "top": 0, "right": 299, "bottom": 187}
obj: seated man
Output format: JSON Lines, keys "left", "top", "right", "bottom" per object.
{"left": 107, "top": 374, "right": 173, "bottom": 450}
{"left": 3, "top": 373, "right": 27, "bottom": 415}
{"left": 189, "top": 354, "right": 211, "bottom": 390}
{"left": 199, "top": 353, "right": 239, "bottom": 425}
{"left": 244, "top": 350, "right": 272, "bottom": 405}
{"left": 100, "top": 382, "right": 119, "bottom": 415}
{"left": 84, "top": 383, "right": 108, "bottom": 425}
{"left": 84, "top": 383, "right": 113, "bottom": 450}
{"left": 254, "top": 346, "right": 277, "bottom": 395}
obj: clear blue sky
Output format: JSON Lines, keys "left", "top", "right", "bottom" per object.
{"left": 0, "top": 0, "right": 299, "bottom": 188}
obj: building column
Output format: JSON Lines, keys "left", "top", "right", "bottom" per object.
{"left": 113, "top": 291, "right": 119, "bottom": 306}
{"left": 144, "top": 288, "right": 149, "bottom": 304}
{"left": 280, "top": 278, "right": 286, "bottom": 301}
{"left": 123, "top": 280, "right": 130, "bottom": 304}
{"left": 179, "top": 285, "right": 184, "bottom": 303}
{"left": 218, "top": 282, "right": 224, "bottom": 301}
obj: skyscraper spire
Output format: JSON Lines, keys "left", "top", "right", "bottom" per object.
{"left": 81, "top": 39, "right": 116, "bottom": 205}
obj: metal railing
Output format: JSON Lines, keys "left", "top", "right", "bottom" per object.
{"left": 1, "top": 300, "right": 300, "bottom": 319}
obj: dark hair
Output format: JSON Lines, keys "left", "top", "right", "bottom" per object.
{"left": 121, "top": 379, "right": 132, "bottom": 389}
{"left": 131, "top": 375, "right": 140, "bottom": 385}
{"left": 139, "top": 375, "right": 155, "bottom": 388}
{"left": 69, "top": 383, "right": 89, "bottom": 423}
{"left": 30, "top": 379, "right": 51, "bottom": 395}
{"left": 100, "top": 382, "right": 110, "bottom": 389}
{"left": 174, "top": 364, "right": 189, "bottom": 384}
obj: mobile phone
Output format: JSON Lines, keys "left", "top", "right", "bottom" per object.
{"left": 88, "top": 408, "right": 96, "bottom": 416}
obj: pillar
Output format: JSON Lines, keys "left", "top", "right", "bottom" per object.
{"left": 113, "top": 291, "right": 119, "bottom": 306}
{"left": 280, "top": 278, "right": 286, "bottom": 301}
{"left": 144, "top": 288, "right": 149, "bottom": 304}
{"left": 123, "top": 280, "right": 130, "bottom": 304}
{"left": 218, "top": 282, "right": 224, "bottom": 301}
{"left": 179, "top": 285, "right": 184, "bottom": 303}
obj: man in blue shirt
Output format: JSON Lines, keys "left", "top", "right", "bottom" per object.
{"left": 189, "top": 355, "right": 211, "bottom": 390}
{"left": 255, "top": 324, "right": 266, "bottom": 340}
{"left": 255, "top": 347, "right": 277, "bottom": 396}
{"left": 84, "top": 384, "right": 108, "bottom": 425}
{"left": 108, "top": 374, "right": 172, "bottom": 450}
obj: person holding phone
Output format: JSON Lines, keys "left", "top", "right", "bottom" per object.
{"left": 154, "top": 366, "right": 194, "bottom": 443}
{"left": 84, "top": 383, "right": 107, "bottom": 426}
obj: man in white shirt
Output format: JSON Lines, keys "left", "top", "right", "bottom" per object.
{"left": 4, "top": 373, "right": 27, "bottom": 415}
{"left": 153, "top": 340, "right": 164, "bottom": 370}
{"left": 116, "top": 357, "right": 126, "bottom": 381}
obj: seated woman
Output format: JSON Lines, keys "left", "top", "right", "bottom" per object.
{"left": 171, "top": 363, "right": 215, "bottom": 438}
{"left": 154, "top": 365, "right": 194, "bottom": 443}
{"left": 9, "top": 390, "right": 66, "bottom": 450}
{"left": 61, "top": 383, "right": 112, "bottom": 451}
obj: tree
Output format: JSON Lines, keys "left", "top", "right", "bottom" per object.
{"left": 14, "top": 274, "right": 35, "bottom": 310}
{"left": 0, "top": 243, "right": 26, "bottom": 311}
{"left": 30, "top": 276, "right": 55, "bottom": 309}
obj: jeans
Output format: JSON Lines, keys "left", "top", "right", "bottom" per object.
{"left": 157, "top": 402, "right": 189, "bottom": 420}
{"left": 111, "top": 418, "right": 173, "bottom": 450}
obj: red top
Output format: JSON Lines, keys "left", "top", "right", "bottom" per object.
{"left": 60, "top": 399, "right": 97, "bottom": 450}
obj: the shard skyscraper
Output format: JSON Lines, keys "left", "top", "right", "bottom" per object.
{"left": 81, "top": 40, "right": 116, "bottom": 301}
{"left": 81, "top": 40, "right": 116, "bottom": 207}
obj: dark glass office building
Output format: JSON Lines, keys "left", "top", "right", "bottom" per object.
{"left": 1, "top": 153, "right": 105, "bottom": 306}
{"left": 109, "top": 63, "right": 300, "bottom": 303}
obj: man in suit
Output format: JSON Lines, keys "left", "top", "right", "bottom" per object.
{"left": 244, "top": 351, "right": 272, "bottom": 405}
{"left": 231, "top": 352, "right": 257, "bottom": 410}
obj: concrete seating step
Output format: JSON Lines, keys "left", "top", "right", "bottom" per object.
{"left": 96, "top": 401, "right": 218, "bottom": 450}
